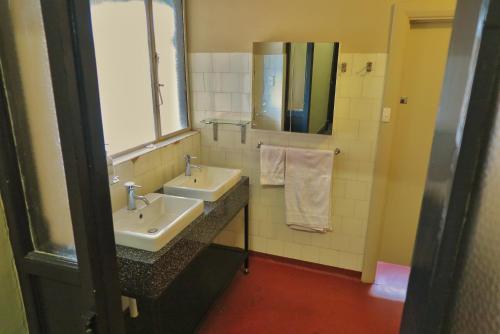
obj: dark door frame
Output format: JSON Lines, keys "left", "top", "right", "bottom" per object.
{"left": 303, "top": 42, "right": 315, "bottom": 131}
{"left": 284, "top": 42, "right": 292, "bottom": 131}
{"left": 401, "top": 0, "right": 500, "bottom": 332}
{"left": 0, "top": 1, "right": 124, "bottom": 333}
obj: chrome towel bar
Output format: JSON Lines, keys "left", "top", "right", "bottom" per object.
{"left": 256, "top": 141, "right": 341, "bottom": 155}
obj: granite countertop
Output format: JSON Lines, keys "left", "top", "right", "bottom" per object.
{"left": 116, "top": 176, "right": 249, "bottom": 299}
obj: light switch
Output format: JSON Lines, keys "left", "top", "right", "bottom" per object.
{"left": 382, "top": 107, "right": 391, "bottom": 122}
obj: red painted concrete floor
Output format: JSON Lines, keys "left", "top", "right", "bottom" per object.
{"left": 198, "top": 255, "right": 410, "bottom": 334}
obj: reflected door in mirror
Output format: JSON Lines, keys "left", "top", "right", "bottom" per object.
{"left": 252, "top": 42, "right": 340, "bottom": 135}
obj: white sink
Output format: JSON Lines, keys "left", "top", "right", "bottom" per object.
{"left": 163, "top": 166, "right": 241, "bottom": 202}
{"left": 112, "top": 193, "right": 204, "bottom": 252}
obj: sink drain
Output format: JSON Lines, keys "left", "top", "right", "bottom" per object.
{"left": 147, "top": 228, "right": 158, "bottom": 234}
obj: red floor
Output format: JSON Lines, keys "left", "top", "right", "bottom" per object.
{"left": 198, "top": 255, "right": 410, "bottom": 334}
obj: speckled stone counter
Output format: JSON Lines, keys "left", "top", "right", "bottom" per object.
{"left": 116, "top": 176, "right": 249, "bottom": 299}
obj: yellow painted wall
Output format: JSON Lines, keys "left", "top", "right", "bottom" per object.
{"left": 363, "top": 1, "right": 456, "bottom": 281}
{"left": 0, "top": 199, "right": 28, "bottom": 333}
{"left": 379, "top": 22, "right": 452, "bottom": 265}
{"left": 186, "top": 0, "right": 457, "bottom": 54}
{"left": 186, "top": 0, "right": 393, "bottom": 53}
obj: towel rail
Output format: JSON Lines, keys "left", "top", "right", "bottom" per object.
{"left": 256, "top": 141, "right": 341, "bottom": 155}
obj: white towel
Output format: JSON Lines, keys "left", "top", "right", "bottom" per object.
{"left": 285, "top": 147, "right": 334, "bottom": 232}
{"left": 260, "top": 144, "right": 286, "bottom": 185}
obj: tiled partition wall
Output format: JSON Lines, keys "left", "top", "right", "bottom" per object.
{"left": 109, "top": 132, "right": 201, "bottom": 212}
{"left": 189, "top": 52, "right": 387, "bottom": 271}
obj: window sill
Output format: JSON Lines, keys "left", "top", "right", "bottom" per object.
{"left": 112, "top": 130, "right": 199, "bottom": 166}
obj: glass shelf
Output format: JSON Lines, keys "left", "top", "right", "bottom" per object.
{"left": 200, "top": 118, "right": 250, "bottom": 144}
{"left": 200, "top": 118, "right": 250, "bottom": 126}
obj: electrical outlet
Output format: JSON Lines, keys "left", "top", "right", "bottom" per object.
{"left": 382, "top": 107, "right": 391, "bottom": 122}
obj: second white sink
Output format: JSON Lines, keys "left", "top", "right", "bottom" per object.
{"left": 113, "top": 193, "right": 204, "bottom": 252}
{"left": 163, "top": 166, "right": 241, "bottom": 202}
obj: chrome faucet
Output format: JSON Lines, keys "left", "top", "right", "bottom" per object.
{"left": 124, "top": 182, "right": 150, "bottom": 210}
{"left": 184, "top": 154, "right": 201, "bottom": 176}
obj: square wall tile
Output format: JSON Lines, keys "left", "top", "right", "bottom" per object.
{"left": 192, "top": 92, "right": 213, "bottom": 111}
{"left": 189, "top": 72, "right": 205, "bottom": 92}
{"left": 221, "top": 73, "right": 241, "bottom": 93}
{"left": 231, "top": 93, "right": 251, "bottom": 113}
{"left": 362, "top": 77, "right": 385, "bottom": 98}
{"left": 352, "top": 53, "right": 374, "bottom": 75}
{"left": 341, "top": 253, "right": 363, "bottom": 271}
{"left": 350, "top": 98, "right": 376, "bottom": 121}
{"left": 333, "top": 198, "right": 356, "bottom": 217}
{"left": 337, "top": 76, "right": 363, "bottom": 98}
{"left": 300, "top": 245, "right": 320, "bottom": 263}
{"left": 229, "top": 53, "right": 250, "bottom": 73}
{"left": 267, "top": 239, "right": 285, "bottom": 256}
{"left": 333, "top": 97, "right": 350, "bottom": 120}
{"left": 241, "top": 73, "right": 251, "bottom": 94}
{"left": 283, "top": 242, "right": 302, "bottom": 259}
{"left": 333, "top": 119, "right": 360, "bottom": 140}
{"left": 214, "top": 93, "right": 231, "bottom": 112}
{"left": 250, "top": 236, "right": 268, "bottom": 253}
{"left": 189, "top": 53, "right": 212, "bottom": 73}
{"left": 213, "top": 53, "right": 230, "bottom": 72}
{"left": 204, "top": 73, "right": 222, "bottom": 92}
{"left": 374, "top": 53, "right": 388, "bottom": 77}
{"left": 345, "top": 181, "right": 370, "bottom": 200}
{"left": 319, "top": 248, "right": 343, "bottom": 267}
{"left": 133, "top": 150, "right": 161, "bottom": 176}
{"left": 337, "top": 53, "right": 353, "bottom": 76}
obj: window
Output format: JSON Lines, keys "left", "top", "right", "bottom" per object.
{"left": 90, "top": 0, "right": 189, "bottom": 156}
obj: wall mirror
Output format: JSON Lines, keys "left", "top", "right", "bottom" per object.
{"left": 252, "top": 42, "right": 340, "bottom": 135}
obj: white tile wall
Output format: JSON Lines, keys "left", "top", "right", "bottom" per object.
{"left": 188, "top": 53, "right": 251, "bottom": 127}
{"left": 190, "top": 52, "right": 387, "bottom": 272}
{"left": 109, "top": 133, "right": 201, "bottom": 212}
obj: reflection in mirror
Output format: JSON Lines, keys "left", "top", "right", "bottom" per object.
{"left": 252, "top": 42, "right": 340, "bottom": 135}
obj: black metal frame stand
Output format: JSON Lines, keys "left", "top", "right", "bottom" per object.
{"left": 243, "top": 204, "right": 249, "bottom": 274}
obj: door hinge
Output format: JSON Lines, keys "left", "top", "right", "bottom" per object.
{"left": 82, "top": 310, "right": 96, "bottom": 334}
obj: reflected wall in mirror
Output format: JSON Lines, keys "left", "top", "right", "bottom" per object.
{"left": 252, "top": 42, "right": 340, "bottom": 135}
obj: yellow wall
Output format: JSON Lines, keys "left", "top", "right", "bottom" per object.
{"left": 379, "top": 22, "right": 452, "bottom": 265}
{"left": 186, "top": 0, "right": 457, "bottom": 53}
{"left": 186, "top": 0, "right": 393, "bottom": 53}
{"left": 0, "top": 199, "right": 28, "bottom": 333}
{"left": 362, "top": 1, "right": 456, "bottom": 281}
